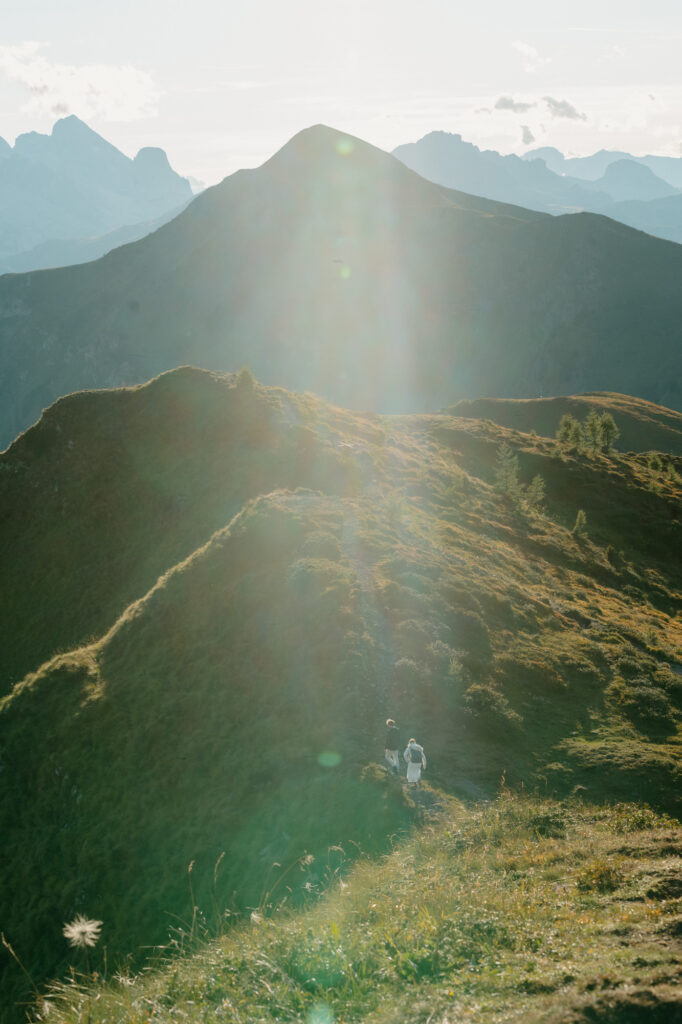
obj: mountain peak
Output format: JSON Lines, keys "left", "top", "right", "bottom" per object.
{"left": 270, "top": 123, "right": 363, "bottom": 158}
{"left": 134, "top": 146, "right": 173, "bottom": 171}
{"left": 598, "top": 158, "right": 678, "bottom": 201}
{"left": 51, "top": 114, "right": 95, "bottom": 138}
{"left": 15, "top": 114, "right": 119, "bottom": 162}
{"left": 603, "top": 158, "right": 669, "bottom": 183}
{"left": 261, "top": 123, "right": 399, "bottom": 177}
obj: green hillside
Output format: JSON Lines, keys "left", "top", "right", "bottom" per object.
{"left": 40, "top": 794, "right": 682, "bottom": 1024}
{"left": 2, "top": 124, "right": 682, "bottom": 449}
{"left": 0, "top": 367, "right": 364, "bottom": 693}
{"left": 448, "top": 392, "right": 682, "bottom": 455}
{"left": 1, "top": 370, "right": 681, "bottom": 1020}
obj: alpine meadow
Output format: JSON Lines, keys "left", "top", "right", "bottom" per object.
{"left": 1, "top": 368, "right": 681, "bottom": 1021}
{"left": 1, "top": 11, "right": 682, "bottom": 1021}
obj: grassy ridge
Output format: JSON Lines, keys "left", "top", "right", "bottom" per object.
{"left": 1, "top": 371, "right": 682, "bottom": 1019}
{"left": 0, "top": 368, "right": 368, "bottom": 693}
{"left": 39, "top": 793, "right": 682, "bottom": 1024}
{"left": 447, "top": 392, "right": 682, "bottom": 456}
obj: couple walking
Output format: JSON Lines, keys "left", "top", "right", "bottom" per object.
{"left": 384, "top": 718, "right": 426, "bottom": 785}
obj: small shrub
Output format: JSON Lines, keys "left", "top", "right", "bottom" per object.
{"left": 608, "top": 803, "right": 679, "bottom": 833}
{"left": 605, "top": 545, "right": 621, "bottom": 567}
{"left": 576, "top": 859, "right": 624, "bottom": 892}
{"left": 395, "top": 619, "right": 434, "bottom": 659}
{"left": 393, "top": 657, "right": 421, "bottom": 686}
{"left": 572, "top": 509, "right": 588, "bottom": 538}
{"left": 448, "top": 610, "right": 492, "bottom": 670}
{"left": 527, "top": 810, "right": 567, "bottom": 839}
{"left": 462, "top": 683, "right": 522, "bottom": 730}
{"left": 235, "top": 366, "right": 256, "bottom": 389}
{"left": 615, "top": 655, "right": 647, "bottom": 680}
{"left": 606, "top": 678, "right": 676, "bottom": 730}
{"left": 626, "top": 684, "right": 675, "bottom": 725}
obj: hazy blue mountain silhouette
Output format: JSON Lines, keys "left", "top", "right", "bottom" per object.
{"left": 0, "top": 115, "right": 191, "bottom": 267}
{"left": 582, "top": 159, "right": 678, "bottom": 202}
{"left": 394, "top": 132, "right": 682, "bottom": 241}
{"left": 392, "top": 132, "right": 609, "bottom": 213}
{"left": 524, "top": 145, "right": 682, "bottom": 189}
{"left": 1, "top": 123, "right": 681, "bottom": 449}
{"left": 0, "top": 201, "right": 191, "bottom": 274}
{"left": 605, "top": 192, "right": 682, "bottom": 246}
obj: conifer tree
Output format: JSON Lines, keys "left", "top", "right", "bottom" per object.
{"left": 525, "top": 474, "right": 546, "bottom": 510}
{"left": 598, "top": 412, "right": 619, "bottom": 453}
{"left": 557, "top": 413, "right": 576, "bottom": 444}
{"left": 495, "top": 443, "right": 522, "bottom": 501}
{"left": 584, "top": 409, "right": 602, "bottom": 452}
{"left": 570, "top": 421, "right": 584, "bottom": 451}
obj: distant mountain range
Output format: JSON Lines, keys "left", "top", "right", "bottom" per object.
{"left": 393, "top": 132, "right": 682, "bottom": 244}
{"left": 0, "top": 115, "right": 192, "bottom": 272}
{"left": 525, "top": 145, "right": 682, "bottom": 187}
{"left": 0, "top": 124, "right": 681, "bottom": 450}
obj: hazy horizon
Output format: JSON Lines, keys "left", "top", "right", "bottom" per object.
{"left": 1, "top": 0, "right": 680, "bottom": 186}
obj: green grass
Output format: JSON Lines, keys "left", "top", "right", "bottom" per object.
{"left": 447, "top": 393, "right": 682, "bottom": 456}
{"left": 35, "top": 793, "right": 682, "bottom": 1024}
{"left": 1, "top": 370, "right": 682, "bottom": 1021}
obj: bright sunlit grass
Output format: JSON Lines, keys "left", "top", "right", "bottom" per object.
{"left": 38, "top": 792, "right": 681, "bottom": 1024}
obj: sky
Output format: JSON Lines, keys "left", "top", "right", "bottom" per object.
{"left": 0, "top": 0, "right": 681, "bottom": 185}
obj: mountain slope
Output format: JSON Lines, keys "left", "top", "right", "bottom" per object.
{"left": 41, "top": 796, "right": 682, "bottom": 1024}
{"left": 1, "top": 125, "right": 682, "bottom": 449}
{"left": 448, "top": 392, "right": 682, "bottom": 454}
{"left": 0, "top": 367, "right": 367, "bottom": 694}
{"left": 1, "top": 369, "right": 681, "bottom": 1019}
{"left": 0, "top": 200, "right": 190, "bottom": 274}
{"left": 606, "top": 191, "right": 682, "bottom": 246}
{"left": 394, "top": 133, "right": 682, "bottom": 240}
{"left": 0, "top": 115, "right": 191, "bottom": 265}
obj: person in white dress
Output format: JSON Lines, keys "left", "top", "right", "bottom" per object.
{"left": 403, "top": 738, "right": 426, "bottom": 785}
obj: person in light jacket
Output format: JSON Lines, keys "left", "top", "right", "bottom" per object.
{"left": 403, "top": 738, "right": 426, "bottom": 786}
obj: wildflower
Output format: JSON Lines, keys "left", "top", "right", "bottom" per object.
{"left": 62, "top": 915, "right": 102, "bottom": 949}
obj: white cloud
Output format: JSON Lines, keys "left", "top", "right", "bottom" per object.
{"left": 511, "top": 40, "right": 551, "bottom": 74}
{"left": 494, "top": 95, "right": 536, "bottom": 113}
{"left": 543, "top": 96, "right": 587, "bottom": 121}
{"left": 0, "top": 42, "right": 161, "bottom": 121}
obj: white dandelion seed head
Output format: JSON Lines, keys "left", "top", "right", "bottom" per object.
{"left": 62, "top": 915, "right": 102, "bottom": 949}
